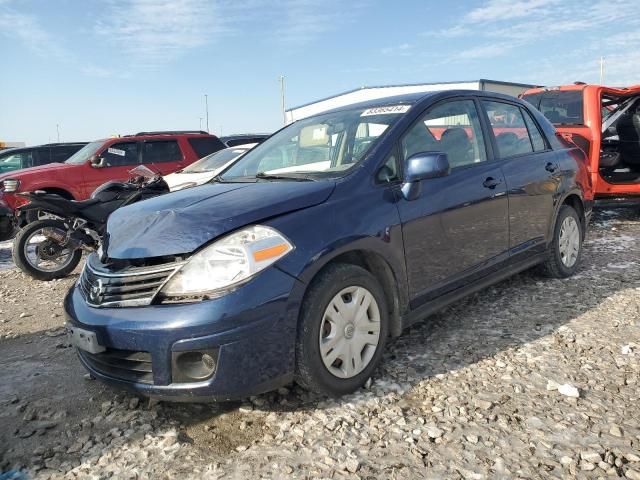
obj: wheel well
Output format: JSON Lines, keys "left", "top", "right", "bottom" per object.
{"left": 562, "top": 194, "right": 585, "bottom": 232}
{"left": 310, "top": 250, "right": 404, "bottom": 337}
{"left": 41, "top": 188, "right": 74, "bottom": 200}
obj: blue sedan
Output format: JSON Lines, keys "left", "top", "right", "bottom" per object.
{"left": 64, "top": 90, "right": 592, "bottom": 400}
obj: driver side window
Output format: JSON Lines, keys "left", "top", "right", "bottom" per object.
{"left": 401, "top": 100, "right": 487, "bottom": 169}
{"left": 101, "top": 142, "right": 139, "bottom": 167}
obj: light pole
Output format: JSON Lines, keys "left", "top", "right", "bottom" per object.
{"left": 279, "top": 76, "right": 286, "bottom": 125}
{"left": 204, "top": 94, "right": 209, "bottom": 133}
{"left": 56, "top": 124, "right": 60, "bottom": 142}
{"left": 199, "top": 117, "right": 203, "bottom": 131}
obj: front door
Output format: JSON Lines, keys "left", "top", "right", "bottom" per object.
{"left": 396, "top": 98, "right": 509, "bottom": 308}
{"left": 481, "top": 100, "right": 562, "bottom": 258}
{"left": 81, "top": 141, "right": 141, "bottom": 197}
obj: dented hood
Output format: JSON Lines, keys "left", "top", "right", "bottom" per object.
{"left": 105, "top": 180, "right": 336, "bottom": 259}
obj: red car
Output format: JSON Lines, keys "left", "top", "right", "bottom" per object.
{"left": 0, "top": 131, "right": 225, "bottom": 240}
{"left": 521, "top": 83, "right": 640, "bottom": 203}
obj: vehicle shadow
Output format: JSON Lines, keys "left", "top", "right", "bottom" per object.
{"left": 1, "top": 206, "right": 638, "bottom": 473}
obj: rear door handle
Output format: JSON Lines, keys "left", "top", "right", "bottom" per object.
{"left": 483, "top": 177, "right": 502, "bottom": 189}
{"left": 545, "top": 162, "right": 559, "bottom": 173}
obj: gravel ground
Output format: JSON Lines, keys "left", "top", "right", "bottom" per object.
{"left": 0, "top": 207, "right": 639, "bottom": 479}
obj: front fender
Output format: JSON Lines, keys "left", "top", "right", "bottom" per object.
{"left": 266, "top": 187, "right": 409, "bottom": 318}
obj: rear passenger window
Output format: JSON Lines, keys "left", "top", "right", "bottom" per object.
{"left": 483, "top": 101, "right": 534, "bottom": 157}
{"left": 402, "top": 99, "right": 487, "bottom": 168}
{"left": 521, "top": 109, "right": 547, "bottom": 151}
{"left": 143, "top": 141, "right": 182, "bottom": 163}
{"left": 188, "top": 137, "right": 226, "bottom": 158}
{"left": 101, "top": 142, "right": 139, "bottom": 166}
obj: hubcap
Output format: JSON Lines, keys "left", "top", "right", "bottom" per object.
{"left": 558, "top": 216, "right": 580, "bottom": 267}
{"left": 319, "top": 286, "right": 381, "bottom": 379}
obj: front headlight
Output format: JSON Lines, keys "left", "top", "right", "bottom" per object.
{"left": 161, "top": 225, "right": 293, "bottom": 297}
{"left": 2, "top": 179, "right": 20, "bottom": 192}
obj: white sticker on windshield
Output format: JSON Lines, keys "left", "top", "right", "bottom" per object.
{"left": 361, "top": 105, "right": 411, "bottom": 117}
{"left": 107, "top": 147, "right": 125, "bottom": 157}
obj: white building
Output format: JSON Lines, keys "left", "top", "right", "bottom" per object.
{"left": 285, "top": 79, "right": 537, "bottom": 124}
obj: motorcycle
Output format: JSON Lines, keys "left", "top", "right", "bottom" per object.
{"left": 12, "top": 165, "right": 169, "bottom": 280}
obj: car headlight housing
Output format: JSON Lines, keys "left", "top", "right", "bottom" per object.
{"left": 1, "top": 179, "right": 20, "bottom": 192}
{"left": 160, "top": 225, "right": 293, "bottom": 298}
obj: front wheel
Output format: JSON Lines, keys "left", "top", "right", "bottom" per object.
{"left": 295, "top": 263, "right": 389, "bottom": 396}
{"left": 13, "top": 219, "right": 82, "bottom": 280}
{"left": 540, "top": 205, "right": 583, "bottom": 278}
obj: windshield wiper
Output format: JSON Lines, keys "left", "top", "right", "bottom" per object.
{"left": 255, "top": 172, "right": 314, "bottom": 181}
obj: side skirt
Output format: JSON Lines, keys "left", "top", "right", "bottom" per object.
{"left": 400, "top": 253, "right": 546, "bottom": 331}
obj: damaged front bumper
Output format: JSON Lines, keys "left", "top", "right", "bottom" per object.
{"left": 64, "top": 267, "right": 303, "bottom": 401}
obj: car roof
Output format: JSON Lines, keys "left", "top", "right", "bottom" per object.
{"left": 0, "top": 143, "right": 87, "bottom": 155}
{"left": 314, "top": 89, "right": 526, "bottom": 118}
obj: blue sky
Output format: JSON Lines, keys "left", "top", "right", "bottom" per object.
{"left": 1, "top": 0, "right": 639, "bottom": 145}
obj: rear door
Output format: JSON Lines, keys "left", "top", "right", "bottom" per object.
{"left": 481, "top": 100, "right": 562, "bottom": 259}
{"left": 81, "top": 141, "right": 141, "bottom": 197}
{"left": 396, "top": 98, "right": 509, "bottom": 308}
{"left": 142, "top": 139, "right": 184, "bottom": 174}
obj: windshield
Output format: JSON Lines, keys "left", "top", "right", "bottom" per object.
{"left": 220, "top": 105, "right": 410, "bottom": 181}
{"left": 182, "top": 147, "right": 249, "bottom": 173}
{"left": 64, "top": 140, "right": 104, "bottom": 164}
{"left": 522, "top": 90, "right": 584, "bottom": 125}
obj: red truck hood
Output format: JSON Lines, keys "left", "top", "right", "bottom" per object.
{"left": 0, "top": 162, "right": 79, "bottom": 183}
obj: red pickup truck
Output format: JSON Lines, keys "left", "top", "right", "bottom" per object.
{"left": 0, "top": 131, "right": 225, "bottom": 240}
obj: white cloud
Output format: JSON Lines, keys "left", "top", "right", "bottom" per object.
{"left": 0, "top": 5, "right": 70, "bottom": 60}
{"left": 95, "top": 0, "right": 223, "bottom": 65}
{"left": 452, "top": 44, "right": 511, "bottom": 61}
{"left": 465, "top": 0, "right": 558, "bottom": 23}
{"left": 275, "top": 0, "right": 365, "bottom": 46}
{"left": 381, "top": 43, "right": 413, "bottom": 56}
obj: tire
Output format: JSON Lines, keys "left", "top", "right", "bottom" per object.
{"left": 295, "top": 263, "right": 389, "bottom": 396}
{"left": 540, "top": 205, "right": 583, "bottom": 278}
{"left": 12, "top": 219, "right": 82, "bottom": 281}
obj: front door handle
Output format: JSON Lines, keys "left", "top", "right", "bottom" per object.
{"left": 545, "top": 162, "right": 559, "bottom": 173}
{"left": 483, "top": 177, "right": 502, "bottom": 189}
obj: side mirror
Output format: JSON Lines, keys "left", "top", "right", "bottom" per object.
{"left": 401, "top": 151, "right": 450, "bottom": 201}
{"left": 90, "top": 156, "right": 107, "bottom": 168}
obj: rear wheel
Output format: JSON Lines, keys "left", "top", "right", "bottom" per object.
{"left": 295, "top": 264, "right": 389, "bottom": 396}
{"left": 540, "top": 205, "right": 583, "bottom": 278}
{"left": 13, "top": 219, "right": 82, "bottom": 280}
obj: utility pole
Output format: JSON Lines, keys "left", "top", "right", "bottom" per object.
{"left": 280, "top": 75, "right": 286, "bottom": 125}
{"left": 599, "top": 56, "right": 605, "bottom": 85}
{"left": 56, "top": 124, "right": 60, "bottom": 142}
{"left": 204, "top": 94, "right": 209, "bottom": 133}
